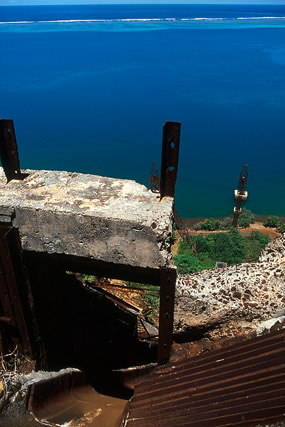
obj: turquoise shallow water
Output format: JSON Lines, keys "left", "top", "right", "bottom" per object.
{"left": 0, "top": 5, "right": 284, "bottom": 218}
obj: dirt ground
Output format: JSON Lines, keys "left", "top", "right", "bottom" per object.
{"left": 238, "top": 222, "right": 280, "bottom": 239}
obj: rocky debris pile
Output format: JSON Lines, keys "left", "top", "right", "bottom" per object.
{"left": 260, "top": 233, "right": 285, "bottom": 263}
{"left": 174, "top": 235, "right": 285, "bottom": 340}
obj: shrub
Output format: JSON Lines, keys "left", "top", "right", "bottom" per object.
{"left": 238, "top": 209, "right": 255, "bottom": 228}
{"left": 276, "top": 223, "right": 285, "bottom": 234}
{"left": 196, "top": 253, "right": 216, "bottom": 271}
{"left": 244, "top": 231, "right": 271, "bottom": 262}
{"left": 207, "top": 229, "right": 247, "bottom": 265}
{"left": 174, "top": 252, "right": 201, "bottom": 274}
{"left": 174, "top": 230, "right": 246, "bottom": 273}
{"left": 194, "top": 218, "right": 222, "bottom": 231}
{"left": 264, "top": 215, "right": 281, "bottom": 228}
{"left": 173, "top": 228, "right": 270, "bottom": 274}
{"left": 194, "top": 233, "right": 212, "bottom": 254}
{"left": 174, "top": 240, "right": 201, "bottom": 274}
{"left": 193, "top": 221, "right": 204, "bottom": 230}
{"left": 220, "top": 216, "right": 234, "bottom": 230}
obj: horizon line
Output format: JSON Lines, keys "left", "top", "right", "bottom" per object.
{"left": 1, "top": 2, "right": 284, "bottom": 5}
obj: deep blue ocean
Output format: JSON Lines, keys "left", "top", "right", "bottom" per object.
{"left": 0, "top": 5, "right": 285, "bottom": 218}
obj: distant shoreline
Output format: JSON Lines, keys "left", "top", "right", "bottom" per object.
{"left": 182, "top": 215, "right": 285, "bottom": 227}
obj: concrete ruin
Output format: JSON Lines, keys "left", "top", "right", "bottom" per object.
{"left": 0, "top": 167, "right": 174, "bottom": 272}
{"left": 0, "top": 167, "right": 177, "bottom": 365}
{"left": 0, "top": 119, "right": 181, "bottom": 367}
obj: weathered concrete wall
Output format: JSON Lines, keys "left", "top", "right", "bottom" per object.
{"left": 174, "top": 235, "right": 285, "bottom": 339}
{"left": 0, "top": 168, "right": 174, "bottom": 270}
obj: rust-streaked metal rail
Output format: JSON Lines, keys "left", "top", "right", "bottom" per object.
{"left": 123, "top": 329, "right": 285, "bottom": 426}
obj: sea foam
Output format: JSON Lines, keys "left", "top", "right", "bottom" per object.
{"left": 1, "top": 16, "right": 285, "bottom": 27}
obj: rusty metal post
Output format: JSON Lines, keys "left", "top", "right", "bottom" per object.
{"left": 158, "top": 267, "right": 176, "bottom": 364}
{"left": 0, "top": 226, "right": 34, "bottom": 356}
{"left": 232, "top": 164, "right": 248, "bottom": 228}
{"left": 160, "top": 121, "right": 181, "bottom": 199}
{"left": 0, "top": 119, "right": 24, "bottom": 182}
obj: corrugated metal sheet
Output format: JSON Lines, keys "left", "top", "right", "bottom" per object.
{"left": 123, "top": 329, "right": 285, "bottom": 426}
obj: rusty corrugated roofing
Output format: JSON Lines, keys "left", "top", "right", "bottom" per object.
{"left": 123, "top": 329, "right": 285, "bottom": 426}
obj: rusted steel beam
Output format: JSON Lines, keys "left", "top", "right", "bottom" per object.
{"left": 160, "top": 121, "right": 181, "bottom": 199}
{"left": 0, "top": 119, "right": 24, "bottom": 182}
{"left": 158, "top": 267, "right": 176, "bottom": 364}
{"left": 0, "top": 226, "right": 34, "bottom": 356}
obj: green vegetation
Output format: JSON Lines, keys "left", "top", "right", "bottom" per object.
{"left": 173, "top": 239, "right": 215, "bottom": 273}
{"left": 193, "top": 209, "right": 255, "bottom": 231}
{"left": 174, "top": 230, "right": 270, "bottom": 275}
{"left": 244, "top": 231, "right": 271, "bottom": 262}
{"left": 125, "top": 282, "right": 159, "bottom": 324}
{"left": 81, "top": 274, "right": 96, "bottom": 283}
{"left": 264, "top": 215, "right": 281, "bottom": 228}
{"left": 220, "top": 216, "right": 234, "bottom": 230}
{"left": 142, "top": 287, "right": 160, "bottom": 311}
{"left": 237, "top": 209, "right": 255, "bottom": 228}
{"left": 276, "top": 223, "right": 285, "bottom": 234}
{"left": 194, "top": 218, "right": 223, "bottom": 231}
{"left": 262, "top": 215, "right": 285, "bottom": 233}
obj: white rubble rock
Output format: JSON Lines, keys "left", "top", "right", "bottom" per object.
{"left": 174, "top": 235, "right": 285, "bottom": 338}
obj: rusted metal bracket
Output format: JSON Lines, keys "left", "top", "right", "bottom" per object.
{"left": 158, "top": 267, "right": 176, "bottom": 364}
{"left": 0, "top": 119, "right": 25, "bottom": 182}
{"left": 160, "top": 121, "right": 181, "bottom": 199}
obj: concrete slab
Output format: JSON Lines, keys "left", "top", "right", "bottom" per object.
{"left": 0, "top": 168, "right": 174, "bottom": 270}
